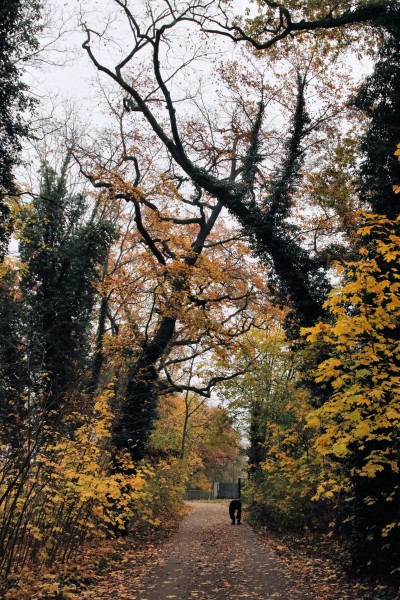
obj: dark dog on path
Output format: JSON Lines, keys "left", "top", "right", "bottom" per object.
{"left": 229, "top": 499, "right": 242, "bottom": 525}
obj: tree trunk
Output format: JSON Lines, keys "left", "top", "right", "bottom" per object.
{"left": 111, "top": 315, "right": 176, "bottom": 462}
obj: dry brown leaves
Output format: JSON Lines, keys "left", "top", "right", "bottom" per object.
{"left": 253, "top": 527, "right": 400, "bottom": 600}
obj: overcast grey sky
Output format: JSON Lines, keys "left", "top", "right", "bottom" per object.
{"left": 31, "top": 0, "right": 372, "bottom": 117}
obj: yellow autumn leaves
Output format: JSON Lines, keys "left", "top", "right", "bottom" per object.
{"left": 303, "top": 213, "right": 400, "bottom": 482}
{"left": 0, "top": 384, "right": 182, "bottom": 580}
{"left": 394, "top": 144, "right": 400, "bottom": 194}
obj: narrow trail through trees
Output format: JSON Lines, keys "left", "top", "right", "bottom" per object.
{"left": 90, "top": 502, "right": 311, "bottom": 600}
{"left": 138, "top": 501, "right": 308, "bottom": 600}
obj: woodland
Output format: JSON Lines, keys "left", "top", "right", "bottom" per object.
{"left": 0, "top": 0, "right": 400, "bottom": 597}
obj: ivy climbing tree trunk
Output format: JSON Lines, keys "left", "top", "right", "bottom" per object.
{"left": 90, "top": 295, "right": 109, "bottom": 394}
{"left": 112, "top": 314, "right": 176, "bottom": 462}
{"left": 248, "top": 396, "right": 267, "bottom": 476}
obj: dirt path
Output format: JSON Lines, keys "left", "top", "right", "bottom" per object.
{"left": 73, "top": 501, "right": 400, "bottom": 600}
{"left": 124, "top": 502, "right": 310, "bottom": 600}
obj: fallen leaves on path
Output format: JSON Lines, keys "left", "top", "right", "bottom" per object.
{"left": 95, "top": 502, "right": 312, "bottom": 600}
{"left": 254, "top": 526, "right": 400, "bottom": 600}
{"left": 13, "top": 502, "right": 398, "bottom": 600}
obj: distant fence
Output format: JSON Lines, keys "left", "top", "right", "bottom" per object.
{"left": 213, "top": 481, "right": 240, "bottom": 499}
{"left": 184, "top": 489, "right": 214, "bottom": 501}
{"left": 185, "top": 479, "right": 243, "bottom": 501}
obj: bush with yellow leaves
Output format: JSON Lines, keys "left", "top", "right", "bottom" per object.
{"left": 0, "top": 384, "right": 180, "bottom": 594}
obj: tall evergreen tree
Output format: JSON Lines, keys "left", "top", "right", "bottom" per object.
{"left": 18, "top": 159, "right": 114, "bottom": 423}
{"left": 353, "top": 7, "right": 400, "bottom": 218}
{"left": 0, "top": 0, "right": 41, "bottom": 259}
